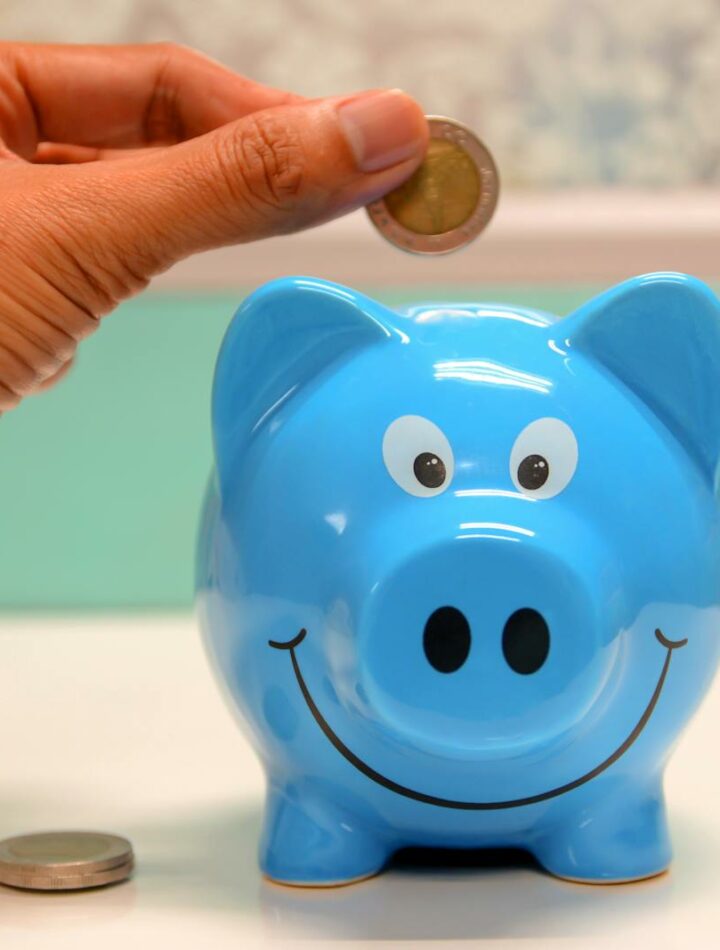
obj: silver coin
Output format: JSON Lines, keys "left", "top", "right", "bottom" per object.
{"left": 0, "top": 857, "right": 134, "bottom": 892}
{"left": 0, "top": 831, "right": 134, "bottom": 891}
{"left": 366, "top": 115, "right": 500, "bottom": 255}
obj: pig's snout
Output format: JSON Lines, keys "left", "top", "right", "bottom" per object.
{"left": 357, "top": 530, "right": 622, "bottom": 759}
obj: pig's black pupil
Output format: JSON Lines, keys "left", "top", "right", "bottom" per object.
{"left": 518, "top": 454, "right": 549, "bottom": 490}
{"left": 414, "top": 452, "right": 446, "bottom": 489}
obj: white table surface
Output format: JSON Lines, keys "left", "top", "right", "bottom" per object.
{"left": 0, "top": 615, "right": 717, "bottom": 950}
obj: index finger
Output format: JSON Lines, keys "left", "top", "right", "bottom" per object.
{"left": 0, "top": 41, "right": 302, "bottom": 158}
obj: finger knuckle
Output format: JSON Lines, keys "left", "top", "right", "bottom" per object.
{"left": 143, "top": 44, "right": 187, "bottom": 144}
{"left": 0, "top": 347, "right": 40, "bottom": 398}
{"left": 225, "top": 114, "right": 306, "bottom": 212}
{"left": 0, "top": 382, "right": 22, "bottom": 412}
{"left": 0, "top": 308, "right": 74, "bottom": 393}
{"left": 147, "top": 41, "right": 214, "bottom": 79}
{"left": 149, "top": 40, "right": 188, "bottom": 60}
{"left": 40, "top": 191, "right": 150, "bottom": 313}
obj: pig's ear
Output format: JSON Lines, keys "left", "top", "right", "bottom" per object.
{"left": 563, "top": 272, "right": 720, "bottom": 485}
{"left": 212, "top": 276, "right": 399, "bottom": 489}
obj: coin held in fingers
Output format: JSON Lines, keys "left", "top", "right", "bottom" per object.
{"left": 366, "top": 116, "right": 500, "bottom": 255}
{"left": 0, "top": 831, "right": 134, "bottom": 891}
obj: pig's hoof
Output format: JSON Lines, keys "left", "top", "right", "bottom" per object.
{"left": 260, "top": 786, "right": 390, "bottom": 887}
{"left": 549, "top": 867, "right": 669, "bottom": 885}
{"left": 532, "top": 786, "right": 672, "bottom": 884}
{"left": 264, "top": 868, "right": 382, "bottom": 888}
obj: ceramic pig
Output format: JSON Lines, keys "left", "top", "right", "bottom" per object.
{"left": 197, "top": 272, "right": 720, "bottom": 887}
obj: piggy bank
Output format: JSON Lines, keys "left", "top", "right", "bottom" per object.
{"left": 197, "top": 272, "right": 720, "bottom": 887}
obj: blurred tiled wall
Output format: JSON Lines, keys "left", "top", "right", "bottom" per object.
{"left": 4, "top": 0, "right": 720, "bottom": 186}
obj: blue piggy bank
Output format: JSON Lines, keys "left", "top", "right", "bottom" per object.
{"left": 198, "top": 272, "right": 720, "bottom": 887}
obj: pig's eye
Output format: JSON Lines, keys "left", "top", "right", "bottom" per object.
{"left": 510, "top": 418, "right": 578, "bottom": 500}
{"left": 383, "top": 415, "right": 454, "bottom": 497}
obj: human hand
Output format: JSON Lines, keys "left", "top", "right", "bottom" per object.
{"left": 0, "top": 42, "right": 427, "bottom": 410}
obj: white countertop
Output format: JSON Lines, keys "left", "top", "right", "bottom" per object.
{"left": 0, "top": 615, "right": 717, "bottom": 950}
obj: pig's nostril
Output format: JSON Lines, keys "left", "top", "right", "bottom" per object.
{"left": 423, "top": 606, "right": 471, "bottom": 673}
{"left": 502, "top": 608, "right": 550, "bottom": 675}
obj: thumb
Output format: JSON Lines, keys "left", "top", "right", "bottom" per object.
{"left": 78, "top": 89, "right": 428, "bottom": 277}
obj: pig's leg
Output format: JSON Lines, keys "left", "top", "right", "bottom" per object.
{"left": 259, "top": 783, "right": 392, "bottom": 886}
{"left": 531, "top": 781, "right": 671, "bottom": 883}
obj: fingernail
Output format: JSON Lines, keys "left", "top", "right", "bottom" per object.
{"left": 337, "top": 89, "right": 426, "bottom": 173}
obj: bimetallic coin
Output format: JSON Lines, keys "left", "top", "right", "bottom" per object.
{"left": 366, "top": 116, "right": 499, "bottom": 255}
{"left": 0, "top": 831, "right": 134, "bottom": 891}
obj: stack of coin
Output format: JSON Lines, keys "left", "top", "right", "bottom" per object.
{"left": 0, "top": 831, "right": 134, "bottom": 891}
{"left": 366, "top": 115, "right": 500, "bottom": 255}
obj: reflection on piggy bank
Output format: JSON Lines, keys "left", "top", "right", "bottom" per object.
{"left": 197, "top": 272, "right": 720, "bottom": 886}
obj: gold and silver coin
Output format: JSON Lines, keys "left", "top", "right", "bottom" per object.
{"left": 0, "top": 831, "right": 134, "bottom": 891}
{"left": 366, "top": 115, "right": 500, "bottom": 255}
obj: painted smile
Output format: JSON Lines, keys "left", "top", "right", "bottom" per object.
{"left": 269, "top": 627, "right": 687, "bottom": 810}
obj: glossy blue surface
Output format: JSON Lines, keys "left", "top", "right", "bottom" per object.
{"left": 198, "top": 272, "right": 720, "bottom": 886}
